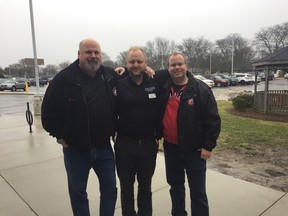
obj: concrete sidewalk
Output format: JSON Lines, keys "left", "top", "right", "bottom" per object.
{"left": 0, "top": 113, "right": 286, "bottom": 216}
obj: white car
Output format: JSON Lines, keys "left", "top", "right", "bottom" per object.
{"left": 0, "top": 79, "right": 27, "bottom": 91}
{"left": 232, "top": 73, "right": 254, "bottom": 85}
{"left": 194, "top": 75, "right": 215, "bottom": 88}
{"left": 251, "top": 75, "right": 261, "bottom": 83}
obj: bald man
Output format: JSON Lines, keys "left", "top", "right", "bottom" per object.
{"left": 42, "top": 38, "right": 118, "bottom": 216}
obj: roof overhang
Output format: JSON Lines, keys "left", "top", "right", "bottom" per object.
{"left": 252, "top": 46, "right": 288, "bottom": 70}
{"left": 253, "top": 60, "right": 288, "bottom": 67}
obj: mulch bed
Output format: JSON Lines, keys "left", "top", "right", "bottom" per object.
{"left": 226, "top": 108, "right": 288, "bottom": 123}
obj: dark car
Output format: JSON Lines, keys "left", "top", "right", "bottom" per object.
{"left": 203, "top": 74, "right": 229, "bottom": 87}
{"left": 29, "top": 78, "right": 48, "bottom": 86}
{"left": 218, "top": 74, "right": 238, "bottom": 86}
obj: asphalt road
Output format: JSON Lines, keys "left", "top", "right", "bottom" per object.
{"left": 0, "top": 86, "right": 46, "bottom": 115}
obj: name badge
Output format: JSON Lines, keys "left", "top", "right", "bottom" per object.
{"left": 148, "top": 93, "right": 156, "bottom": 99}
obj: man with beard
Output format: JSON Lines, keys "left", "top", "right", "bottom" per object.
{"left": 41, "top": 38, "right": 119, "bottom": 216}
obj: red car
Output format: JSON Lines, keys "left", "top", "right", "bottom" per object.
{"left": 203, "top": 74, "right": 229, "bottom": 87}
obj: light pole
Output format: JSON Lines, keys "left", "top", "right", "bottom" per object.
{"left": 209, "top": 52, "right": 212, "bottom": 73}
{"left": 231, "top": 37, "right": 234, "bottom": 74}
{"left": 29, "top": 0, "right": 40, "bottom": 94}
{"left": 29, "top": 0, "right": 42, "bottom": 116}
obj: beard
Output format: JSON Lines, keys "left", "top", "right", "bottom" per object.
{"left": 84, "top": 59, "right": 100, "bottom": 73}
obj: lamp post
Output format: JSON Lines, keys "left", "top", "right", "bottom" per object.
{"left": 209, "top": 52, "right": 212, "bottom": 73}
{"left": 231, "top": 37, "right": 234, "bottom": 74}
{"left": 29, "top": 0, "right": 40, "bottom": 94}
{"left": 29, "top": 0, "right": 42, "bottom": 116}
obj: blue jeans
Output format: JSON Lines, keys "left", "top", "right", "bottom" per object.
{"left": 164, "top": 141, "right": 209, "bottom": 216}
{"left": 63, "top": 145, "right": 117, "bottom": 216}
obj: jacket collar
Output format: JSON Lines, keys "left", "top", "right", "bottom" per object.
{"left": 65, "top": 59, "right": 112, "bottom": 84}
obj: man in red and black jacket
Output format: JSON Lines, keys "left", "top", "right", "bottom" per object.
{"left": 156, "top": 52, "right": 221, "bottom": 216}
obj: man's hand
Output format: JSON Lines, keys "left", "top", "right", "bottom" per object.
{"left": 200, "top": 148, "right": 212, "bottom": 160}
{"left": 115, "top": 67, "right": 125, "bottom": 75}
{"left": 145, "top": 66, "right": 155, "bottom": 78}
{"left": 57, "top": 138, "right": 69, "bottom": 148}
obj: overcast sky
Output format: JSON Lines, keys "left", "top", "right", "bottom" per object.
{"left": 1, "top": 0, "right": 288, "bottom": 68}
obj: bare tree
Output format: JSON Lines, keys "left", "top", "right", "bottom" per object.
{"left": 101, "top": 52, "right": 110, "bottom": 62}
{"left": 254, "top": 22, "right": 288, "bottom": 55}
{"left": 41, "top": 64, "right": 58, "bottom": 77}
{"left": 216, "top": 34, "right": 254, "bottom": 72}
{"left": 103, "top": 60, "right": 118, "bottom": 69}
{"left": 154, "top": 37, "right": 175, "bottom": 69}
{"left": 177, "top": 36, "right": 213, "bottom": 73}
{"left": 143, "top": 41, "right": 158, "bottom": 69}
{"left": 0, "top": 67, "right": 4, "bottom": 78}
{"left": 141, "top": 37, "right": 175, "bottom": 70}
{"left": 6, "top": 60, "right": 33, "bottom": 78}
{"left": 115, "top": 38, "right": 176, "bottom": 71}
{"left": 116, "top": 51, "right": 128, "bottom": 67}
{"left": 58, "top": 61, "right": 70, "bottom": 71}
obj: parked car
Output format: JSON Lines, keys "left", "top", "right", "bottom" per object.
{"left": 232, "top": 73, "right": 254, "bottom": 85}
{"left": 251, "top": 75, "right": 261, "bottom": 84}
{"left": 0, "top": 78, "right": 7, "bottom": 84}
{"left": 0, "top": 79, "right": 27, "bottom": 91}
{"left": 28, "top": 78, "right": 48, "bottom": 86}
{"left": 284, "top": 73, "right": 288, "bottom": 79}
{"left": 218, "top": 74, "right": 238, "bottom": 86}
{"left": 246, "top": 72, "right": 261, "bottom": 84}
{"left": 194, "top": 75, "right": 215, "bottom": 88}
{"left": 258, "top": 72, "right": 274, "bottom": 81}
{"left": 203, "top": 74, "right": 229, "bottom": 87}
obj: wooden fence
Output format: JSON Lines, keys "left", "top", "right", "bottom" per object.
{"left": 254, "top": 90, "right": 288, "bottom": 114}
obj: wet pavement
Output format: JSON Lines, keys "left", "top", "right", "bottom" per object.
{"left": 0, "top": 80, "right": 288, "bottom": 215}
{"left": 0, "top": 113, "right": 287, "bottom": 216}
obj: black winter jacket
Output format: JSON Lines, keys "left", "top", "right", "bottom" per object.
{"left": 157, "top": 72, "right": 221, "bottom": 152}
{"left": 41, "top": 60, "right": 118, "bottom": 151}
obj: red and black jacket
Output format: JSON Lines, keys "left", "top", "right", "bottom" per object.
{"left": 156, "top": 72, "right": 221, "bottom": 152}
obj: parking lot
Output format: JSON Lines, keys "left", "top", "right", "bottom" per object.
{"left": 212, "top": 78, "right": 288, "bottom": 100}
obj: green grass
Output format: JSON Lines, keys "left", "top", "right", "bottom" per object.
{"left": 217, "top": 100, "right": 288, "bottom": 152}
{"left": 158, "top": 100, "right": 288, "bottom": 154}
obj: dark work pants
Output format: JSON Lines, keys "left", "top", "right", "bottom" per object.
{"left": 164, "top": 141, "right": 209, "bottom": 216}
{"left": 114, "top": 136, "right": 158, "bottom": 216}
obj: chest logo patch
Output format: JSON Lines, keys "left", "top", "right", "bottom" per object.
{"left": 187, "top": 98, "right": 194, "bottom": 106}
{"left": 112, "top": 87, "right": 117, "bottom": 96}
{"left": 145, "top": 86, "right": 156, "bottom": 92}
